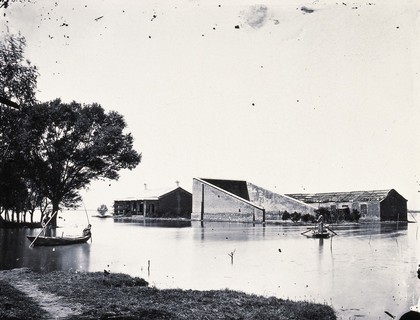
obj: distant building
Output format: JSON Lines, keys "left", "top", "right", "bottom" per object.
{"left": 114, "top": 185, "right": 192, "bottom": 219}
{"left": 192, "top": 178, "right": 316, "bottom": 222}
{"left": 286, "top": 189, "right": 407, "bottom": 221}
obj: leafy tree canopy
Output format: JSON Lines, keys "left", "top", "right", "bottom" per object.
{"left": 0, "top": 32, "right": 38, "bottom": 107}
{"left": 97, "top": 204, "right": 108, "bottom": 216}
{"left": 0, "top": 33, "right": 39, "bottom": 219}
{"left": 22, "top": 99, "right": 141, "bottom": 225}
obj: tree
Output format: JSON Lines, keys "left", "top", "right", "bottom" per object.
{"left": 281, "top": 210, "right": 290, "bottom": 221}
{"left": 0, "top": 33, "right": 39, "bottom": 220}
{"left": 97, "top": 204, "right": 108, "bottom": 216}
{"left": 22, "top": 99, "right": 141, "bottom": 226}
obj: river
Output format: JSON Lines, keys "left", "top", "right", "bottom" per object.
{"left": 1, "top": 211, "right": 419, "bottom": 319}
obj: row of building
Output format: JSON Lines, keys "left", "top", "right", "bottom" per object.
{"left": 113, "top": 178, "right": 408, "bottom": 222}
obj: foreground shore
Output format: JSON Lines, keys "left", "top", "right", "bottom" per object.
{"left": 0, "top": 268, "right": 336, "bottom": 319}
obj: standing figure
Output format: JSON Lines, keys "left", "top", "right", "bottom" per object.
{"left": 317, "top": 215, "right": 324, "bottom": 234}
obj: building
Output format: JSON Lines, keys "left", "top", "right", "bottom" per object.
{"left": 114, "top": 185, "right": 192, "bottom": 219}
{"left": 286, "top": 189, "right": 407, "bottom": 221}
{"left": 192, "top": 178, "right": 316, "bottom": 222}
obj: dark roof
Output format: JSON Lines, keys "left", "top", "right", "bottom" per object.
{"left": 115, "top": 187, "right": 191, "bottom": 201}
{"left": 200, "top": 178, "right": 250, "bottom": 201}
{"left": 286, "top": 189, "right": 396, "bottom": 204}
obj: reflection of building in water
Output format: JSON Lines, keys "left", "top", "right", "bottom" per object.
{"left": 191, "top": 178, "right": 316, "bottom": 222}
{"left": 114, "top": 183, "right": 192, "bottom": 219}
{"left": 286, "top": 189, "right": 407, "bottom": 222}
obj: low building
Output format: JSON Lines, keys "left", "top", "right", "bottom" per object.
{"left": 286, "top": 189, "right": 407, "bottom": 221}
{"left": 114, "top": 185, "right": 192, "bottom": 219}
{"left": 192, "top": 178, "right": 316, "bottom": 222}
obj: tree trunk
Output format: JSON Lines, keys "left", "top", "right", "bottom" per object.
{"left": 50, "top": 200, "right": 59, "bottom": 227}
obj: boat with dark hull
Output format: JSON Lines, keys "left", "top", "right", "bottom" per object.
{"left": 310, "top": 230, "right": 331, "bottom": 239}
{"left": 27, "top": 234, "right": 91, "bottom": 247}
{"left": 301, "top": 216, "right": 337, "bottom": 239}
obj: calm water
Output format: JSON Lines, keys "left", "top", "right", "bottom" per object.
{"left": 1, "top": 212, "right": 420, "bottom": 320}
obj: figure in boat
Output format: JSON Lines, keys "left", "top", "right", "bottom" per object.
{"left": 27, "top": 210, "right": 92, "bottom": 247}
{"left": 301, "top": 214, "right": 336, "bottom": 238}
{"left": 83, "top": 224, "right": 92, "bottom": 237}
{"left": 317, "top": 215, "right": 324, "bottom": 234}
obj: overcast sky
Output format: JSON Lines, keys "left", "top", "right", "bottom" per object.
{"left": 2, "top": 0, "right": 420, "bottom": 211}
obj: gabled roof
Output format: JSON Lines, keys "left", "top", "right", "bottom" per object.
{"left": 115, "top": 187, "right": 191, "bottom": 201}
{"left": 286, "top": 189, "right": 398, "bottom": 204}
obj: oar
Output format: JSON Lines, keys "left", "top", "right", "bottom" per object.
{"left": 301, "top": 228, "right": 314, "bottom": 235}
{"left": 29, "top": 211, "right": 58, "bottom": 248}
{"left": 325, "top": 225, "right": 337, "bottom": 236}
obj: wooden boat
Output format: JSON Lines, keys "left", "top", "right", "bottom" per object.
{"left": 301, "top": 224, "right": 336, "bottom": 238}
{"left": 27, "top": 234, "right": 91, "bottom": 247}
{"left": 310, "top": 230, "right": 330, "bottom": 239}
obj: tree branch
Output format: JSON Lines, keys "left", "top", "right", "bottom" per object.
{"left": 0, "top": 96, "right": 20, "bottom": 109}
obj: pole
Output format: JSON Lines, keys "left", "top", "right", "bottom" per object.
{"left": 325, "top": 225, "right": 337, "bottom": 235}
{"left": 29, "top": 210, "right": 59, "bottom": 248}
{"left": 200, "top": 184, "right": 204, "bottom": 221}
{"left": 301, "top": 228, "right": 313, "bottom": 235}
{"left": 83, "top": 201, "right": 90, "bottom": 225}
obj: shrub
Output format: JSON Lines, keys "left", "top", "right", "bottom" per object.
{"left": 352, "top": 209, "right": 361, "bottom": 222}
{"left": 314, "top": 207, "right": 332, "bottom": 223}
{"left": 301, "top": 213, "right": 315, "bottom": 223}
{"left": 344, "top": 209, "right": 361, "bottom": 222}
{"left": 281, "top": 211, "right": 290, "bottom": 220}
{"left": 290, "top": 211, "right": 301, "bottom": 222}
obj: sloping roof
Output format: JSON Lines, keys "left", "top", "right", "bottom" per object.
{"left": 115, "top": 187, "right": 190, "bottom": 201}
{"left": 286, "top": 190, "right": 394, "bottom": 204}
{"left": 195, "top": 178, "right": 264, "bottom": 210}
{"left": 200, "top": 178, "right": 250, "bottom": 201}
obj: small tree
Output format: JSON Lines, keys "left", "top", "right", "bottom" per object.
{"left": 281, "top": 210, "right": 290, "bottom": 221}
{"left": 301, "top": 213, "right": 315, "bottom": 223}
{"left": 352, "top": 209, "right": 361, "bottom": 222}
{"left": 290, "top": 211, "right": 302, "bottom": 223}
{"left": 97, "top": 204, "right": 108, "bottom": 216}
{"left": 344, "top": 209, "right": 361, "bottom": 222}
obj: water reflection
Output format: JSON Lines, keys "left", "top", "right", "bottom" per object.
{"left": 0, "top": 228, "right": 91, "bottom": 272}
{"left": 0, "top": 216, "right": 419, "bottom": 319}
{"left": 113, "top": 217, "right": 191, "bottom": 228}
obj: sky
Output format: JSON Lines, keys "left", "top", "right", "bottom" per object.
{"left": 1, "top": 0, "right": 420, "bottom": 211}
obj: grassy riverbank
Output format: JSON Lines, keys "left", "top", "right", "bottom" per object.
{"left": 0, "top": 268, "right": 336, "bottom": 319}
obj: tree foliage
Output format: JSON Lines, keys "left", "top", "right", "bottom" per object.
{"left": 0, "top": 34, "right": 141, "bottom": 227}
{"left": 19, "top": 99, "right": 141, "bottom": 225}
{"left": 97, "top": 204, "right": 108, "bottom": 216}
{"left": 0, "top": 33, "right": 40, "bottom": 222}
{"left": 0, "top": 32, "right": 38, "bottom": 107}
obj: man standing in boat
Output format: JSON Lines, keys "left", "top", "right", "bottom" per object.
{"left": 317, "top": 215, "right": 324, "bottom": 234}
{"left": 42, "top": 215, "right": 53, "bottom": 237}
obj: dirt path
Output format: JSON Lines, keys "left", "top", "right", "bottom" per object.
{"left": 0, "top": 268, "right": 83, "bottom": 319}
